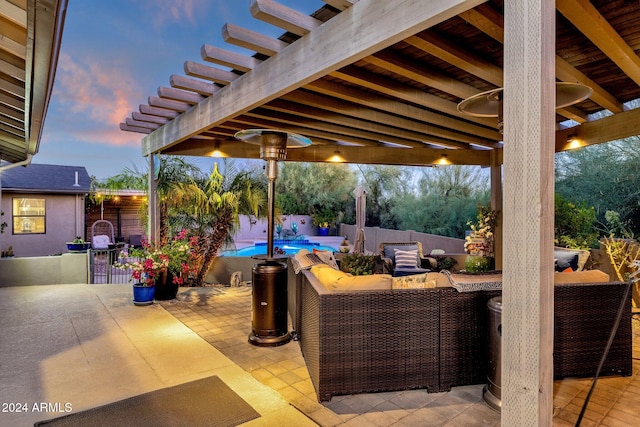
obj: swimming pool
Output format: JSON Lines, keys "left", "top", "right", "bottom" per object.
{"left": 221, "top": 240, "right": 337, "bottom": 257}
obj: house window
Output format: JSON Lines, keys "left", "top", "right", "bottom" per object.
{"left": 12, "top": 198, "right": 46, "bottom": 234}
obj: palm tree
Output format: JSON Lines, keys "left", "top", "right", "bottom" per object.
{"left": 165, "top": 160, "right": 267, "bottom": 285}
{"left": 94, "top": 156, "right": 201, "bottom": 241}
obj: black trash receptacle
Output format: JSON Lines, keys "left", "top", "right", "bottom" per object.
{"left": 249, "top": 260, "right": 291, "bottom": 347}
{"left": 483, "top": 296, "right": 502, "bottom": 411}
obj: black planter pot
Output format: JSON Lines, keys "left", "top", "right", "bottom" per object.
{"left": 154, "top": 270, "right": 179, "bottom": 300}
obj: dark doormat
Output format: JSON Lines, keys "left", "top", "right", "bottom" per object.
{"left": 34, "top": 376, "right": 260, "bottom": 427}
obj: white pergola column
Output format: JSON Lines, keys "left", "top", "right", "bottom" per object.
{"left": 490, "top": 150, "right": 502, "bottom": 270}
{"left": 502, "top": 0, "right": 555, "bottom": 424}
{"left": 147, "top": 154, "right": 160, "bottom": 242}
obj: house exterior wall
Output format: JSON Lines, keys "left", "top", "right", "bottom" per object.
{"left": 1, "top": 192, "right": 85, "bottom": 257}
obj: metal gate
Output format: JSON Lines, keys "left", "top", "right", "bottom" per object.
{"left": 89, "top": 248, "right": 134, "bottom": 284}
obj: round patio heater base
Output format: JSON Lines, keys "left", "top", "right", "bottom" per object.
{"left": 248, "top": 260, "right": 291, "bottom": 347}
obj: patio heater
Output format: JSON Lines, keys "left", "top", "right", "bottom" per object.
{"left": 235, "top": 129, "right": 312, "bottom": 346}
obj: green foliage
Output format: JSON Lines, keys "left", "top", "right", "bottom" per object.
{"left": 556, "top": 138, "right": 640, "bottom": 236}
{"left": 554, "top": 194, "right": 598, "bottom": 249}
{"left": 392, "top": 166, "right": 490, "bottom": 238}
{"left": 433, "top": 256, "right": 457, "bottom": 272}
{"left": 340, "top": 253, "right": 378, "bottom": 276}
{"left": 276, "top": 162, "right": 357, "bottom": 223}
{"left": 602, "top": 210, "right": 635, "bottom": 239}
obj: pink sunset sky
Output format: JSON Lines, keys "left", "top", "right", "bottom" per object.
{"left": 36, "top": 0, "right": 325, "bottom": 180}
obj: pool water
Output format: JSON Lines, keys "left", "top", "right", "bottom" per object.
{"left": 221, "top": 240, "right": 337, "bottom": 257}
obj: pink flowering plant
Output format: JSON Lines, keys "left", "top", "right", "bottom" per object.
{"left": 115, "top": 229, "right": 200, "bottom": 286}
{"left": 161, "top": 229, "right": 200, "bottom": 285}
{"left": 464, "top": 204, "right": 499, "bottom": 258}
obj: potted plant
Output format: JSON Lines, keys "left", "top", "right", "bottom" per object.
{"left": 340, "top": 253, "right": 380, "bottom": 275}
{"left": 156, "top": 229, "right": 200, "bottom": 299}
{"left": 66, "top": 236, "right": 91, "bottom": 252}
{"left": 115, "top": 230, "right": 199, "bottom": 303}
{"left": 115, "top": 241, "right": 167, "bottom": 305}
{"left": 312, "top": 211, "right": 335, "bottom": 236}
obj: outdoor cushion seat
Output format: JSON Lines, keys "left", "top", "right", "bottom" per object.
{"left": 379, "top": 241, "right": 430, "bottom": 276}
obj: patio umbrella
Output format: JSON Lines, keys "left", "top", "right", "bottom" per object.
{"left": 353, "top": 185, "right": 366, "bottom": 254}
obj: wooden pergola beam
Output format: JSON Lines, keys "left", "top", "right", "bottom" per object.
{"left": 142, "top": 0, "right": 485, "bottom": 156}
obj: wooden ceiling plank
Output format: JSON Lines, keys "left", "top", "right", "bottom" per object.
{"left": 148, "top": 96, "right": 191, "bottom": 112}
{"left": 170, "top": 74, "right": 217, "bottom": 96}
{"left": 0, "top": 58, "right": 25, "bottom": 82}
{"left": 463, "top": 3, "right": 623, "bottom": 115}
{"left": 228, "top": 117, "right": 380, "bottom": 146}
{"left": 245, "top": 108, "right": 422, "bottom": 147}
{"left": 0, "top": 91, "right": 24, "bottom": 111}
{"left": 330, "top": 67, "right": 498, "bottom": 128}
{"left": 366, "top": 51, "right": 480, "bottom": 100}
{"left": 0, "top": 0, "right": 27, "bottom": 27}
{"left": 322, "top": 0, "right": 359, "bottom": 11}
{"left": 458, "top": 5, "right": 503, "bottom": 42}
{"left": 406, "top": 33, "right": 503, "bottom": 86}
{"left": 282, "top": 89, "right": 494, "bottom": 147}
{"left": 557, "top": 0, "right": 640, "bottom": 88}
{"left": 0, "top": 121, "right": 24, "bottom": 137}
{"left": 142, "top": 0, "right": 486, "bottom": 155}
{"left": 184, "top": 60, "right": 239, "bottom": 85}
{"left": 132, "top": 112, "right": 169, "bottom": 125}
{"left": 263, "top": 98, "right": 472, "bottom": 149}
{"left": 556, "top": 106, "right": 587, "bottom": 124}
{"left": 139, "top": 104, "right": 180, "bottom": 119}
{"left": 201, "top": 44, "right": 261, "bottom": 72}
{"left": 0, "top": 110, "right": 23, "bottom": 129}
{"left": 120, "top": 123, "right": 152, "bottom": 134}
{"left": 157, "top": 86, "right": 205, "bottom": 104}
{"left": 0, "top": 78, "right": 26, "bottom": 98}
{"left": 306, "top": 78, "right": 501, "bottom": 141}
{"left": 222, "top": 22, "right": 288, "bottom": 56}
{"left": 555, "top": 56, "right": 623, "bottom": 114}
{"left": 0, "top": 103, "right": 22, "bottom": 121}
{"left": 250, "top": 0, "right": 321, "bottom": 36}
{"left": 0, "top": 33, "right": 26, "bottom": 59}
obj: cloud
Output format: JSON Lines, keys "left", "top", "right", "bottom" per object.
{"left": 52, "top": 51, "right": 143, "bottom": 146}
{"left": 143, "top": 0, "right": 211, "bottom": 28}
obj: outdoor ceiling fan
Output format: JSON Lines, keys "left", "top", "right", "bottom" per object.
{"left": 457, "top": 82, "right": 593, "bottom": 133}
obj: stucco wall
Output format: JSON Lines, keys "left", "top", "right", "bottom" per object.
{"left": 1, "top": 193, "right": 85, "bottom": 257}
{"left": 0, "top": 253, "right": 88, "bottom": 287}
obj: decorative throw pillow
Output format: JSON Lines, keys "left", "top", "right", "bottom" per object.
{"left": 394, "top": 249, "right": 418, "bottom": 268}
{"left": 392, "top": 273, "right": 437, "bottom": 289}
{"left": 312, "top": 248, "right": 339, "bottom": 270}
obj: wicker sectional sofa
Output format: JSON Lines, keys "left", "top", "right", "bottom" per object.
{"left": 288, "top": 266, "right": 632, "bottom": 402}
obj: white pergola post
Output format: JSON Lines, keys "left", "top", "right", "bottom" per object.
{"left": 502, "top": 0, "right": 555, "bottom": 424}
{"left": 147, "top": 154, "right": 160, "bottom": 242}
{"left": 490, "top": 150, "right": 503, "bottom": 270}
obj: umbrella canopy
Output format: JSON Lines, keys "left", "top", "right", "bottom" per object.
{"left": 353, "top": 185, "right": 367, "bottom": 254}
